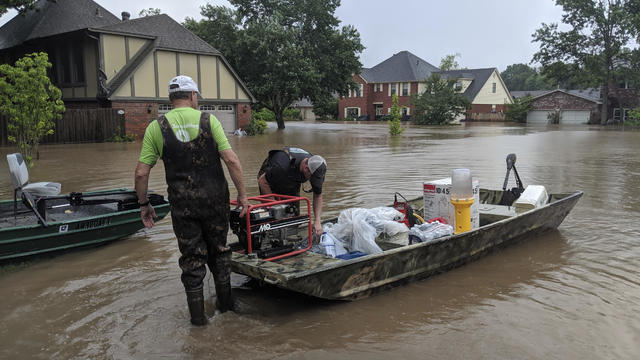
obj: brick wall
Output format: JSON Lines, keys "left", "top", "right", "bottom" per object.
{"left": 466, "top": 104, "right": 507, "bottom": 121}
{"left": 237, "top": 103, "right": 251, "bottom": 128}
{"left": 530, "top": 91, "right": 600, "bottom": 124}
{"left": 338, "top": 75, "right": 418, "bottom": 120}
{"left": 111, "top": 101, "right": 157, "bottom": 139}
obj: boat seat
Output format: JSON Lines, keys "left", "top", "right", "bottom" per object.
{"left": 6, "top": 153, "right": 61, "bottom": 197}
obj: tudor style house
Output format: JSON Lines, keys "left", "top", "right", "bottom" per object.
{"left": 0, "top": 0, "right": 255, "bottom": 137}
{"left": 338, "top": 51, "right": 512, "bottom": 122}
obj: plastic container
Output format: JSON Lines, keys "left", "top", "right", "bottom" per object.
{"left": 336, "top": 251, "right": 368, "bottom": 260}
{"left": 319, "top": 232, "right": 337, "bottom": 257}
{"left": 451, "top": 168, "right": 473, "bottom": 200}
{"left": 513, "top": 185, "right": 548, "bottom": 213}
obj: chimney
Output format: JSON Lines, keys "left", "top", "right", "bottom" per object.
{"left": 121, "top": 12, "right": 130, "bottom": 21}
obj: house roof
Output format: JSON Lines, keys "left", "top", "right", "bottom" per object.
{"left": 95, "top": 14, "right": 220, "bottom": 55}
{"left": 360, "top": 51, "right": 440, "bottom": 83}
{"left": 0, "top": 0, "right": 120, "bottom": 50}
{"left": 511, "top": 88, "right": 601, "bottom": 103}
{"left": 439, "top": 68, "right": 498, "bottom": 102}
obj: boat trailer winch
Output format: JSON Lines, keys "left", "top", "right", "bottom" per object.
{"left": 229, "top": 194, "right": 312, "bottom": 261}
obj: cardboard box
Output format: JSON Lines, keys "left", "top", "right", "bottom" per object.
{"left": 423, "top": 178, "right": 480, "bottom": 229}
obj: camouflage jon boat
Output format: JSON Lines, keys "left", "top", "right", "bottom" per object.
{"left": 230, "top": 189, "right": 582, "bottom": 300}
{"left": 0, "top": 189, "right": 169, "bottom": 261}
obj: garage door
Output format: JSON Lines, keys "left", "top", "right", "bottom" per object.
{"left": 201, "top": 105, "right": 236, "bottom": 133}
{"left": 527, "top": 110, "right": 553, "bottom": 124}
{"left": 561, "top": 110, "right": 590, "bottom": 124}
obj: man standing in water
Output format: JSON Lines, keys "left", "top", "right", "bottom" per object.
{"left": 134, "top": 75, "right": 249, "bottom": 326}
{"left": 257, "top": 147, "right": 326, "bottom": 236}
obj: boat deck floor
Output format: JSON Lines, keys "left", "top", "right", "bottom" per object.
{"left": 0, "top": 202, "right": 120, "bottom": 228}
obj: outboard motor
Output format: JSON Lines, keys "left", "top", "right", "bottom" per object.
{"left": 500, "top": 153, "right": 525, "bottom": 206}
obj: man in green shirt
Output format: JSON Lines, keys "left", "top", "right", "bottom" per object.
{"left": 134, "top": 75, "right": 249, "bottom": 326}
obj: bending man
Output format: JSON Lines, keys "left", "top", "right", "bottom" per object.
{"left": 134, "top": 75, "right": 249, "bottom": 326}
{"left": 257, "top": 147, "right": 326, "bottom": 236}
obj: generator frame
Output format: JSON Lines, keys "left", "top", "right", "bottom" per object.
{"left": 230, "top": 193, "right": 312, "bottom": 261}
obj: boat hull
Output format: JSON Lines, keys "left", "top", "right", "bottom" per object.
{"left": 231, "top": 190, "right": 582, "bottom": 300}
{"left": 0, "top": 190, "right": 170, "bottom": 261}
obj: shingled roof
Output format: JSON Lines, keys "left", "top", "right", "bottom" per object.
{"left": 95, "top": 14, "right": 220, "bottom": 55}
{"left": 440, "top": 68, "right": 496, "bottom": 102}
{"left": 0, "top": 0, "right": 119, "bottom": 50}
{"left": 360, "top": 51, "right": 440, "bottom": 83}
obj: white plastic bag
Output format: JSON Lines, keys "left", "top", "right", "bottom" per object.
{"left": 325, "top": 207, "right": 409, "bottom": 255}
{"left": 408, "top": 221, "right": 454, "bottom": 244}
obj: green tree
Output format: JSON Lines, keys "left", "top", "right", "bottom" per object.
{"left": 439, "top": 53, "right": 462, "bottom": 71}
{"left": 185, "top": 0, "right": 364, "bottom": 129}
{"left": 626, "top": 107, "right": 640, "bottom": 126}
{"left": 411, "top": 73, "right": 471, "bottom": 125}
{"left": 532, "top": 0, "right": 640, "bottom": 124}
{"left": 138, "top": 8, "right": 161, "bottom": 17}
{"left": 501, "top": 63, "right": 557, "bottom": 91}
{"left": 312, "top": 96, "right": 338, "bottom": 120}
{"left": 0, "top": 52, "right": 65, "bottom": 166}
{"left": 0, "top": 0, "right": 52, "bottom": 16}
{"left": 246, "top": 114, "right": 268, "bottom": 135}
{"left": 505, "top": 95, "right": 533, "bottom": 123}
{"left": 388, "top": 94, "right": 405, "bottom": 135}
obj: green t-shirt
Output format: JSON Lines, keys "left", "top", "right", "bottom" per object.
{"left": 138, "top": 107, "right": 231, "bottom": 166}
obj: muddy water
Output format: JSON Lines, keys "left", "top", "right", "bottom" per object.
{"left": 1, "top": 122, "right": 639, "bottom": 359}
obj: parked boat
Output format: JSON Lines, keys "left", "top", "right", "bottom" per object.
{"left": 1, "top": 153, "right": 169, "bottom": 261}
{"left": 230, "top": 188, "right": 582, "bottom": 300}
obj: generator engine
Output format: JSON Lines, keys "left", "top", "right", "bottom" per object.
{"left": 229, "top": 197, "right": 311, "bottom": 260}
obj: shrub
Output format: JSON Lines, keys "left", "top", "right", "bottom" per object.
{"left": 547, "top": 111, "right": 561, "bottom": 124}
{"left": 246, "top": 115, "right": 267, "bottom": 136}
{"left": 505, "top": 96, "right": 533, "bottom": 123}
{"left": 625, "top": 107, "right": 640, "bottom": 127}
{"left": 254, "top": 108, "right": 275, "bottom": 122}
{"left": 388, "top": 94, "right": 405, "bottom": 135}
{"left": 107, "top": 127, "right": 136, "bottom": 142}
{"left": 283, "top": 107, "right": 302, "bottom": 121}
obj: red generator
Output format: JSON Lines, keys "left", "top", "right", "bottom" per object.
{"left": 229, "top": 194, "right": 312, "bottom": 261}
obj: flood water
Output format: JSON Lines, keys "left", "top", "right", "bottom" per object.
{"left": 1, "top": 122, "right": 639, "bottom": 359}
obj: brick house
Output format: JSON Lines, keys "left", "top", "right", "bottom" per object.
{"left": 511, "top": 89, "right": 602, "bottom": 124}
{"left": 0, "top": 0, "right": 255, "bottom": 137}
{"left": 338, "top": 51, "right": 513, "bottom": 122}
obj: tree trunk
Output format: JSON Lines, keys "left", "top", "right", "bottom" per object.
{"left": 601, "top": 81, "right": 609, "bottom": 125}
{"left": 276, "top": 110, "right": 285, "bottom": 129}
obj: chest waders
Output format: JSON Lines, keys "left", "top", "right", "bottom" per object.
{"left": 159, "top": 112, "right": 233, "bottom": 325}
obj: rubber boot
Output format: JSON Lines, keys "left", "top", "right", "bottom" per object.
{"left": 185, "top": 287, "right": 208, "bottom": 326}
{"left": 209, "top": 251, "right": 234, "bottom": 313}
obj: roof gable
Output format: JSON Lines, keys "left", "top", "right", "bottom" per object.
{"left": 361, "top": 51, "right": 439, "bottom": 83}
{"left": 440, "top": 68, "right": 496, "bottom": 101}
{"left": 0, "top": 0, "right": 119, "bottom": 50}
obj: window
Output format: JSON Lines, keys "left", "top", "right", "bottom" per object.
{"left": 402, "top": 107, "right": 410, "bottom": 116}
{"left": 492, "top": 82, "right": 497, "bottom": 93}
{"left": 217, "top": 105, "right": 233, "bottom": 111}
{"left": 158, "top": 104, "right": 174, "bottom": 112}
{"left": 623, "top": 108, "right": 630, "bottom": 120}
{"left": 50, "top": 42, "right": 85, "bottom": 85}
{"left": 375, "top": 106, "right": 384, "bottom": 116}
{"left": 199, "top": 105, "right": 216, "bottom": 111}
{"left": 455, "top": 81, "right": 462, "bottom": 91}
{"left": 613, "top": 108, "right": 621, "bottom": 120}
{"left": 346, "top": 107, "right": 360, "bottom": 118}
{"left": 355, "top": 84, "right": 362, "bottom": 97}
{"left": 375, "top": 83, "right": 382, "bottom": 92}
{"left": 491, "top": 104, "right": 497, "bottom": 113}
{"left": 402, "top": 83, "right": 409, "bottom": 96}
{"left": 390, "top": 83, "right": 397, "bottom": 96}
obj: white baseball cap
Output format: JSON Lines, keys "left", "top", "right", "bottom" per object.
{"left": 168, "top": 75, "right": 200, "bottom": 95}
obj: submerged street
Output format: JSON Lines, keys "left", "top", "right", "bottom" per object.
{"left": 1, "top": 122, "right": 639, "bottom": 359}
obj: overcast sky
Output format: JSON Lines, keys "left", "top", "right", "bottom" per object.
{"left": 0, "top": 0, "right": 565, "bottom": 71}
